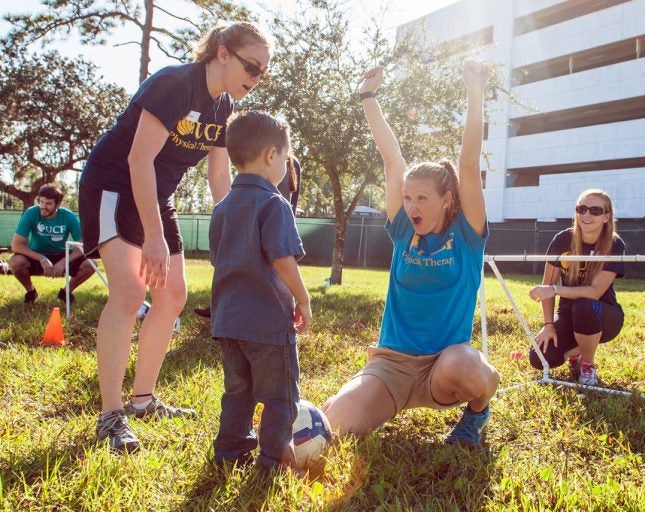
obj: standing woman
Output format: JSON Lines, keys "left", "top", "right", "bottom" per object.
{"left": 79, "top": 22, "right": 272, "bottom": 453}
{"left": 528, "top": 189, "right": 625, "bottom": 386}
{"left": 323, "top": 61, "right": 499, "bottom": 446}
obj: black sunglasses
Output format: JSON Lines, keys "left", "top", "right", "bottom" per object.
{"left": 575, "top": 205, "right": 606, "bottom": 216}
{"left": 227, "top": 48, "right": 269, "bottom": 79}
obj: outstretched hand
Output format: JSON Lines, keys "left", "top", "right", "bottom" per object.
{"left": 462, "top": 60, "right": 491, "bottom": 91}
{"left": 359, "top": 66, "right": 384, "bottom": 94}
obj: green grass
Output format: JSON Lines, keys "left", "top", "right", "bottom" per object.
{"left": 0, "top": 262, "right": 643, "bottom": 511}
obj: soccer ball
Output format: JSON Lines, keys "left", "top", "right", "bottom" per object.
{"left": 292, "top": 400, "right": 332, "bottom": 469}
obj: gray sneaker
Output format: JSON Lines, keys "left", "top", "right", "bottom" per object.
{"left": 578, "top": 361, "right": 598, "bottom": 386}
{"left": 124, "top": 395, "right": 197, "bottom": 419}
{"left": 96, "top": 410, "right": 140, "bottom": 453}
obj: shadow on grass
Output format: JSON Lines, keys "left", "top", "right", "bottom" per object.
{"left": 176, "top": 458, "right": 273, "bottom": 512}
{"left": 571, "top": 388, "right": 645, "bottom": 453}
{"left": 327, "top": 423, "right": 497, "bottom": 511}
{"left": 0, "top": 429, "right": 91, "bottom": 492}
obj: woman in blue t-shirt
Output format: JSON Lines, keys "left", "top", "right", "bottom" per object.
{"left": 323, "top": 62, "right": 500, "bottom": 446}
{"left": 528, "top": 189, "right": 625, "bottom": 387}
{"left": 78, "top": 22, "right": 273, "bottom": 453}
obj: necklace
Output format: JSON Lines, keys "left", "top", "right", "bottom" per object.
{"left": 213, "top": 94, "right": 224, "bottom": 119}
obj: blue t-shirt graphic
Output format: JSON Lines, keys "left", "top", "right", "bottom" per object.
{"left": 81, "top": 62, "right": 233, "bottom": 204}
{"left": 378, "top": 208, "right": 488, "bottom": 355}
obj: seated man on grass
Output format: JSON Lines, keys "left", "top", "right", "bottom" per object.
{"left": 9, "top": 185, "right": 94, "bottom": 304}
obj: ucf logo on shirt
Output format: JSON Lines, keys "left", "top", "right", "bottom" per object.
{"left": 169, "top": 110, "right": 224, "bottom": 151}
{"left": 404, "top": 232, "right": 456, "bottom": 268}
{"left": 559, "top": 250, "right": 589, "bottom": 284}
{"left": 37, "top": 222, "right": 67, "bottom": 242}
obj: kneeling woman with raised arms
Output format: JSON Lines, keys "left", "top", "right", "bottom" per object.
{"left": 323, "top": 61, "right": 499, "bottom": 446}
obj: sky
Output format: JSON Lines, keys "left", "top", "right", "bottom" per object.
{"left": 1, "top": 0, "right": 458, "bottom": 93}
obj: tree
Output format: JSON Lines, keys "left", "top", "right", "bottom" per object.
{"left": 0, "top": 50, "right": 129, "bottom": 209}
{"left": 246, "top": 0, "right": 505, "bottom": 284}
{"left": 3, "top": 0, "right": 251, "bottom": 85}
{"left": 174, "top": 160, "right": 214, "bottom": 214}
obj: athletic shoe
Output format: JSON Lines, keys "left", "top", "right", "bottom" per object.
{"left": 445, "top": 404, "right": 490, "bottom": 446}
{"left": 567, "top": 354, "right": 581, "bottom": 381}
{"left": 57, "top": 288, "right": 75, "bottom": 304}
{"left": 96, "top": 409, "right": 140, "bottom": 453}
{"left": 124, "top": 395, "right": 197, "bottom": 419}
{"left": 24, "top": 289, "right": 38, "bottom": 304}
{"left": 578, "top": 361, "right": 598, "bottom": 386}
{"left": 193, "top": 306, "right": 212, "bottom": 318}
{"left": 0, "top": 260, "right": 10, "bottom": 275}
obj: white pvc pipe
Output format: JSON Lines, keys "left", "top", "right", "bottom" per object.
{"left": 485, "top": 254, "right": 643, "bottom": 262}
{"left": 479, "top": 267, "right": 488, "bottom": 361}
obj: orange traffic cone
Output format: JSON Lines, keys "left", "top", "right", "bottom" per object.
{"left": 39, "top": 307, "right": 65, "bottom": 347}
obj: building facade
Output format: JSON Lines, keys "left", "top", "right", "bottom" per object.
{"left": 398, "top": 0, "right": 645, "bottom": 222}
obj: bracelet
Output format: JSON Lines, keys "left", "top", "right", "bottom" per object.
{"left": 40, "top": 256, "right": 49, "bottom": 263}
{"left": 551, "top": 284, "right": 558, "bottom": 295}
{"left": 543, "top": 322, "right": 555, "bottom": 326}
{"left": 359, "top": 91, "right": 376, "bottom": 100}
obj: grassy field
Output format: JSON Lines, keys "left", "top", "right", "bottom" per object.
{"left": 0, "top": 261, "right": 643, "bottom": 511}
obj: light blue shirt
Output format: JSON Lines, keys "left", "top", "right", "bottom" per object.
{"left": 378, "top": 208, "right": 488, "bottom": 355}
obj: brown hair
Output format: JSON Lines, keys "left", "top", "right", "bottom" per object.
{"left": 38, "top": 185, "right": 64, "bottom": 206}
{"left": 193, "top": 22, "right": 272, "bottom": 64}
{"left": 287, "top": 156, "right": 299, "bottom": 193}
{"left": 567, "top": 188, "right": 617, "bottom": 285}
{"left": 405, "top": 160, "right": 460, "bottom": 232}
{"left": 226, "top": 111, "right": 290, "bottom": 168}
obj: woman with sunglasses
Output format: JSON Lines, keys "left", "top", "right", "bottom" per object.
{"left": 528, "top": 189, "right": 625, "bottom": 386}
{"left": 78, "top": 21, "right": 272, "bottom": 453}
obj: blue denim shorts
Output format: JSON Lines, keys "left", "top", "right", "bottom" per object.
{"left": 214, "top": 337, "right": 300, "bottom": 470}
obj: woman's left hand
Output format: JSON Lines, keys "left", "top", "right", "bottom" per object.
{"left": 359, "top": 66, "right": 384, "bottom": 95}
{"left": 140, "top": 236, "right": 170, "bottom": 289}
{"left": 529, "top": 285, "right": 556, "bottom": 302}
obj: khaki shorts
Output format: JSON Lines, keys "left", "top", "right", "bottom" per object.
{"left": 353, "top": 345, "right": 463, "bottom": 413}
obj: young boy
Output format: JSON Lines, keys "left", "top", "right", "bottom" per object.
{"left": 209, "top": 111, "right": 311, "bottom": 472}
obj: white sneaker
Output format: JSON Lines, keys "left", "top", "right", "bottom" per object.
{"left": 578, "top": 361, "right": 598, "bottom": 386}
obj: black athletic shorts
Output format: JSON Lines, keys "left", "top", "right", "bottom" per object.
{"left": 78, "top": 185, "right": 183, "bottom": 259}
{"left": 529, "top": 298, "right": 624, "bottom": 369}
{"left": 23, "top": 253, "right": 85, "bottom": 277}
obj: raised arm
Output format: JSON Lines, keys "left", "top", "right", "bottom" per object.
{"left": 359, "top": 66, "right": 406, "bottom": 221}
{"left": 459, "top": 61, "right": 490, "bottom": 236}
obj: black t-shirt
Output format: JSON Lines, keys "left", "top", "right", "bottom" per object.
{"left": 546, "top": 228, "right": 625, "bottom": 310}
{"left": 276, "top": 156, "right": 302, "bottom": 213}
{"left": 81, "top": 62, "right": 234, "bottom": 205}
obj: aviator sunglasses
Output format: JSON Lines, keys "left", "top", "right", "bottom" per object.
{"left": 575, "top": 205, "right": 606, "bottom": 216}
{"left": 227, "top": 47, "right": 269, "bottom": 79}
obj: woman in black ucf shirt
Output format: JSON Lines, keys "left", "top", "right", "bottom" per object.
{"left": 79, "top": 22, "right": 273, "bottom": 453}
{"left": 527, "top": 189, "right": 625, "bottom": 386}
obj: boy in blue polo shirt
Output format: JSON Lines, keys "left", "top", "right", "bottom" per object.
{"left": 209, "top": 111, "right": 311, "bottom": 472}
